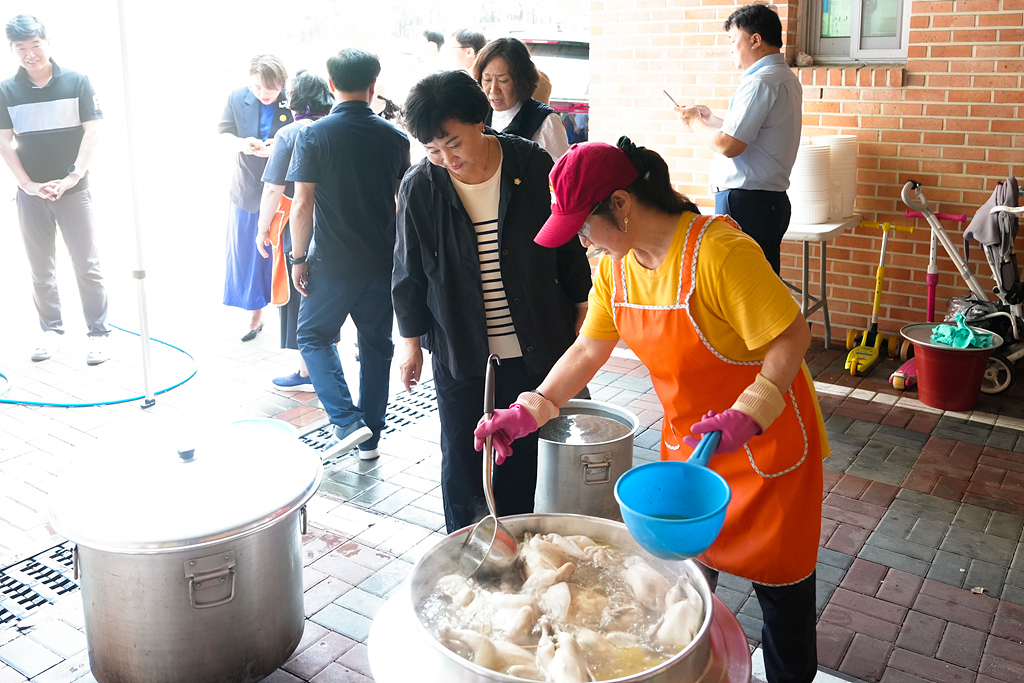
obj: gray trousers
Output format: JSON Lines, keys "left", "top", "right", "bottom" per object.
{"left": 17, "top": 188, "right": 109, "bottom": 337}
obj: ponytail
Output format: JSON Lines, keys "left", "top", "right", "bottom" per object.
{"left": 593, "top": 136, "right": 699, "bottom": 221}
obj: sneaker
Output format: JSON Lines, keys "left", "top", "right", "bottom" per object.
{"left": 272, "top": 371, "right": 314, "bottom": 389}
{"left": 31, "top": 330, "right": 63, "bottom": 362}
{"left": 86, "top": 335, "right": 110, "bottom": 366}
{"left": 358, "top": 447, "right": 380, "bottom": 461}
{"left": 322, "top": 419, "right": 373, "bottom": 457}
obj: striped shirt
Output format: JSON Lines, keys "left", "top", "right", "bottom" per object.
{"left": 450, "top": 148, "right": 523, "bottom": 359}
{"left": 0, "top": 60, "right": 101, "bottom": 192}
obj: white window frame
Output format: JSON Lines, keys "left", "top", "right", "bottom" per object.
{"left": 804, "top": 0, "right": 912, "bottom": 64}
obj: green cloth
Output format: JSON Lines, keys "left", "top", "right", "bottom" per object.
{"left": 931, "top": 314, "right": 994, "bottom": 349}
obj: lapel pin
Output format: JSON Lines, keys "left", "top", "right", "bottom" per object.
{"left": 514, "top": 178, "right": 521, "bottom": 185}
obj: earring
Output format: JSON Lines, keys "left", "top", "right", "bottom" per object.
{"left": 623, "top": 216, "right": 629, "bottom": 233}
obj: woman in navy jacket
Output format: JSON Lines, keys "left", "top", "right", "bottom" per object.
{"left": 218, "top": 54, "right": 292, "bottom": 341}
{"left": 393, "top": 71, "right": 591, "bottom": 533}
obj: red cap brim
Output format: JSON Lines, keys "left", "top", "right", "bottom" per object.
{"left": 534, "top": 205, "right": 592, "bottom": 248}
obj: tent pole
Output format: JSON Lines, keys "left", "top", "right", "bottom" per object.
{"left": 117, "top": 0, "right": 155, "bottom": 408}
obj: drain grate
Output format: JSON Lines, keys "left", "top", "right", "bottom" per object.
{"left": 300, "top": 379, "right": 438, "bottom": 467}
{"left": 0, "top": 540, "right": 78, "bottom": 629}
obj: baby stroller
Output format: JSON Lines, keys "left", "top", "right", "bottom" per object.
{"left": 901, "top": 178, "right": 1024, "bottom": 393}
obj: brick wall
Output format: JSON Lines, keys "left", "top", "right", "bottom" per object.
{"left": 589, "top": 0, "right": 1023, "bottom": 342}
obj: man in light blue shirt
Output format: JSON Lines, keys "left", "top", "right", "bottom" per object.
{"left": 675, "top": 4, "right": 802, "bottom": 275}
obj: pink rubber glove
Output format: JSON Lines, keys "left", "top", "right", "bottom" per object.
{"left": 473, "top": 404, "right": 539, "bottom": 465}
{"left": 682, "top": 409, "right": 762, "bottom": 456}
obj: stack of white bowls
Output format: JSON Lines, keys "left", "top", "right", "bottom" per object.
{"left": 813, "top": 135, "right": 859, "bottom": 218}
{"left": 788, "top": 142, "right": 832, "bottom": 225}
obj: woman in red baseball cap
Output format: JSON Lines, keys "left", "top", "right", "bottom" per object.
{"left": 477, "top": 136, "right": 830, "bottom": 683}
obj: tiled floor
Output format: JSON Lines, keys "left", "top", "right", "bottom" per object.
{"left": 1, "top": 315, "right": 1023, "bottom": 683}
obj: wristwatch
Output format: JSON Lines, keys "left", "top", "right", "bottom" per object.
{"left": 287, "top": 252, "right": 307, "bottom": 265}
{"left": 67, "top": 164, "right": 82, "bottom": 177}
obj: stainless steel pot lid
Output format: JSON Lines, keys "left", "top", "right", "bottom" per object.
{"left": 48, "top": 419, "right": 323, "bottom": 553}
{"left": 900, "top": 323, "right": 1003, "bottom": 352}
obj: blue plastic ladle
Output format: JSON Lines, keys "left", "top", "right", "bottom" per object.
{"left": 614, "top": 430, "right": 732, "bottom": 561}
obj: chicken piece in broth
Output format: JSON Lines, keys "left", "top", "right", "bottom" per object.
{"left": 623, "top": 556, "right": 673, "bottom": 612}
{"left": 463, "top": 591, "right": 538, "bottom": 637}
{"left": 537, "top": 623, "right": 594, "bottom": 683}
{"left": 653, "top": 574, "right": 704, "bottom": 649}
{"left": 541, "top": 533, "right": 598, "bottom": 560}
{"left": 438, "top": 627, "right": 536, "bottom": 674}
{"left": 492, "top": 603, "right": 539, "bottom": 646}
{"left": 575, "top": 627, "right": 640, "bottom": 658}
{"left": 522, "top": 533, "right": 571, "bottom": 577}
{"left": 584, "top": 545, "right": 622, "bottom": 570}
{"left": 521, "top": 561, "right": 576, "bottom": 595}
{"left": 541, "top": 581, "right": 609, "bottom": 628}
{"left": 434, "top": 574, "right": 477, "bottom": 608}
{"left": 508, "top": 663, "right": 547, "bottom": 681}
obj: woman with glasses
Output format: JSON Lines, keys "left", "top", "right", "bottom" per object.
{"left": 476, "top": 138, "right": 829, "bottom": 683}
{"left": 392, "top": 70, "right": 591, "bottom": 533}
{"left": 218, "top": 54, "right": 292, "bottom": 341}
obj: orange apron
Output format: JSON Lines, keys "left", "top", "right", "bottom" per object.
{"left": 268, "top": 194, "right": 293, "bottom": 306}
{"left": 612, "top": 214, "right": 823, "bottom": 586}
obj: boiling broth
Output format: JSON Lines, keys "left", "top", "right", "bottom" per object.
{"left": 418, "top": 534, "right": 703, "bottom": 681}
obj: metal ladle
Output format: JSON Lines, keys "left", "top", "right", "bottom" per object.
{"left": 460, "top": 354, "right": 519, "bottom": 578}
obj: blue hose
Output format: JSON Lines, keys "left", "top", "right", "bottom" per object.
{"left": 0, "top": 324, "right": 197, "bottom": 407}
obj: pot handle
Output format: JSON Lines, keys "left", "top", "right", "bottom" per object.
{"left": 483, "top": 353, "right": 499, "bottom": 416}
{"left": 72, "top": 544, "right": 79, "bottom": 581}
{"left": 189, "top": 569, "right": 236, "bottom": 609}
{"left": 300, "top": 505, "right": 308, "bottom": 536}
{"left": 185, "top": 551, "right": 237, "bottom": 609}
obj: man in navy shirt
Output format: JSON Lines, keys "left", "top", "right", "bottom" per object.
{"left": 287, "top": 49, "right": 410, "bottom": 460}
{"left": 0, "top": 14, "right": 110, "bottom": 364}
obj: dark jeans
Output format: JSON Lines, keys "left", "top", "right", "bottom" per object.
{"left": 432, "top": 355, "right": 542, "bottom": 533}
{"left": 699, "top": 564, "right": 818, "bottom": 683}
{"left": 17, "top": 188, "right": 108, "bottom": 336}
{"left": 297, "top": 259, "right": 393, "bottom": 450}
{"left": 714, "top": 189, "right": 792, "bottom": 275}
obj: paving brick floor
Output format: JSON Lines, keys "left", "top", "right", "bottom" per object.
{"left": 2, "top": 318, "right": 1024, "bottom": 682}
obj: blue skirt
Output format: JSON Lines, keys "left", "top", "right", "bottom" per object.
{"left": 223, "top": 203, "right": 272, "bottom": 310}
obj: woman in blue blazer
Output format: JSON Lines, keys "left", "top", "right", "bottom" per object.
{"left": 218, "top": 54, "right": 293, "bottom": 341}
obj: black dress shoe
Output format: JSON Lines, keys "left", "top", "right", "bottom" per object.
{"left": 241, "top": 322, "right": 264, "bottom": 342}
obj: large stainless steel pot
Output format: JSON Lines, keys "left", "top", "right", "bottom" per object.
{"left": 396, "top": 513, "right": 749, "bottom": 683}
{"left": 48, "top": 420, "right": 322, "bottom": 683}
{"left": 535, "top": 400, "right": 640, "bottom": 520}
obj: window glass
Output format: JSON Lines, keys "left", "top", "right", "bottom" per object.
{"left": 822, "top": 0, "right": 853, "bottom": 38}
{"left": 861, "top": 0, "right": 899, "bottom": 38}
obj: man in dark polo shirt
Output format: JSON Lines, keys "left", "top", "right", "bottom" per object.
{"left": 287, "top": 48, "right": 410, "bottom": 460}
{"left": 0, "top": 14, "right": 110, "bottom": 364}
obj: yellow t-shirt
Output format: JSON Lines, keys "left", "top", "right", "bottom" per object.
{"left": 580, "top": 212, "right": 830, "bottom": 457}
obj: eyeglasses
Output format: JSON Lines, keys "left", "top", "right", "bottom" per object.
{"left": 249, "top": 82, "right": 280, "bottom": 98}
{"left": 576, "top": 203, "right": 602, "bottom": 239}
